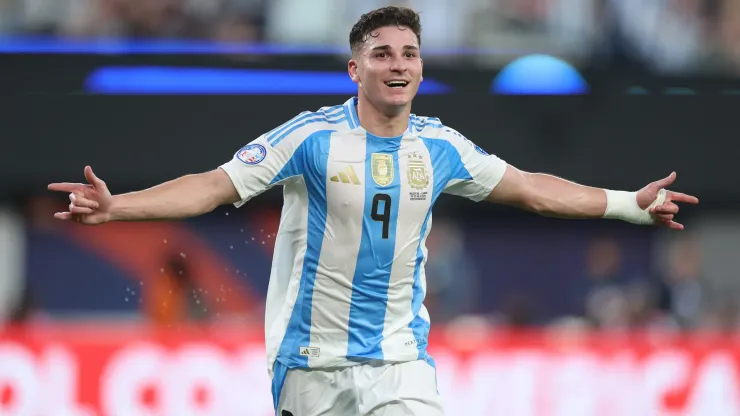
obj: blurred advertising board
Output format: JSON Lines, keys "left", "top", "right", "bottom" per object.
{"left": 1, "top": 324, "right": 739, "bottom": 415}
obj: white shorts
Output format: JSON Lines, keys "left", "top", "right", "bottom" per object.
{"left": 273, "top": 359, "right": 444, "bottom": 416}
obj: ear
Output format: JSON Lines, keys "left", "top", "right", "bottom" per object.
{"left": 420, "top": 58, "right": 424, "bottom": 82}
{"left": 348, "top": 58, "right": 360, "bottom": 84}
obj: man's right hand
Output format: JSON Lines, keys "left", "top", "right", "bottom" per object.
{"left": 47, "top": 166, "right": 113, "bottom": 225}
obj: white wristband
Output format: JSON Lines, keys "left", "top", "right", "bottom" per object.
{"left": 603, "top": 189, "right": 667, "bottom": 225}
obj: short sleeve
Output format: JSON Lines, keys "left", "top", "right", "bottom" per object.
{"left": 220, "top": 131, "right": 307, "bottom": 208}
{"left": 442, "top": 133, "right": 508, "bottom": 202}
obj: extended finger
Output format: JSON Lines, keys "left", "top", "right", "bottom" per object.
{"left": 54, "top": 212, "right": 74, "bottom": 220}
{"left": 84, "top": 166, "right": 107, "bottom": 190}
{"left": 48, "top": 183, "right": 84, "bottom": 193}
{"left": 654, "top": 172, "right": 677, "bottom": 189}
{"left": 668, "top": 191, "right": 699, "bottom": 204}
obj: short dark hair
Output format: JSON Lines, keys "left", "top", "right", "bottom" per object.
{"left": 349, "top": 6, "right": 422, "bottom": 56}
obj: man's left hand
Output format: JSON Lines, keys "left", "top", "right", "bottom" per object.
{"left": 636, "top": 172, "right": 699, "bottom": 230}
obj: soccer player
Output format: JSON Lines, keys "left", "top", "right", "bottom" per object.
{"left": 47, "top": 6, "right": 698, "bottom": 416}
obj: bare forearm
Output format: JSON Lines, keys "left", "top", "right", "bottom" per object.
{"left": 487, "top": 165, "right": 678, "bottom": 226}
{"left": 526, "top": 173, "right": 606, "bottom": 218}
{"left": 109, "top": 173, "right": 227, "bottom": 221}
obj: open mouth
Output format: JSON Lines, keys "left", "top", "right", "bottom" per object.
{"left": 385, "top": 80, "right": 409, "bottom": 89}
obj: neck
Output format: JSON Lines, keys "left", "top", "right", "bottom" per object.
{"left": 356, "top": 94, "right": 410, "bottom": 138}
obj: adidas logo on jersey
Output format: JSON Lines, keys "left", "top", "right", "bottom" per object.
{"left": 330, "top": 166, "right": 361, "bottom": 185}
{"left": 299, "top": 346, "right": 321, "bottom": 357}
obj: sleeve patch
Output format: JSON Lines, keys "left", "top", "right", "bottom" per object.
{"left": 236, "top": 143, "right": 267, "bottom": 165}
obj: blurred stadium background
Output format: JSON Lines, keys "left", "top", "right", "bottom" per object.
{"left": 0, "top": 0, "right": 737, "bottom": 415}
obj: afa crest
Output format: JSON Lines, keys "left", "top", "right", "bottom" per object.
{"left": 407, "top": 153, "right": 429, "bottom": 190}
{"left": 371, "top": 153, "right": 394, "bottom": 187}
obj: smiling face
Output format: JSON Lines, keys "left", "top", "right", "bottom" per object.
{"left": 348, "top": 25, "right": 423, "bottom": 114}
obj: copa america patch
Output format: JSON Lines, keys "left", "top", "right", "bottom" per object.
{"left": 236, "top": 144, "right": 267, "bottom": 165}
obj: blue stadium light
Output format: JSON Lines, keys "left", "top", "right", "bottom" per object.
{"left": 625, "top": 86, "right": 651, "bottom": 95}
{"left": 84, "top": 66, "right": 453, "bottom": 95}
{"left": 0, "top": 35, "right": 537, "bottom": 56}
{"left": 491, "top": 54, "right": 589, "bottom": 95}
{"left": 663, "top": 88, "right": 696, "bottom": 95}
{"left": 0, "top": 36, "right": 344, "bottom": 55}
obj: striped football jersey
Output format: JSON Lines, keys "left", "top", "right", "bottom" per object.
{"left": 220, "top": 96, "right": 507, "bottom": 382}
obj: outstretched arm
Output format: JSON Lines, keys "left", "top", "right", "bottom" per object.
{"left": 486, "top": 165, "right": 699, "bottom": 229}
{"left": 48, "top": 166, "right": 240, "bottom": 224}
{"left": 107, "top": 169, "right": 240, "bottom": 221}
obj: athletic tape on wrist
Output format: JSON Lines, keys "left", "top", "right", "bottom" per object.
{"left": 603, "top": 189, "right": 667, "bottom": 225}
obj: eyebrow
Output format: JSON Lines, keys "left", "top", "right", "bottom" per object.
{"left": 370, "top": 45, "right": 419, "bottom": 52}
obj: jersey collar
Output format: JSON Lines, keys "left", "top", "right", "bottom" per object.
{"left": 343, "top": 96, "right": 362, "bottom": 130}
{"left": 344, "top": 96, "right": 417, "bottom": 138}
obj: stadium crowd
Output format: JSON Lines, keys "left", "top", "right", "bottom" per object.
{"left": 0, "top": 0, "right": 739, "bottom": 74}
